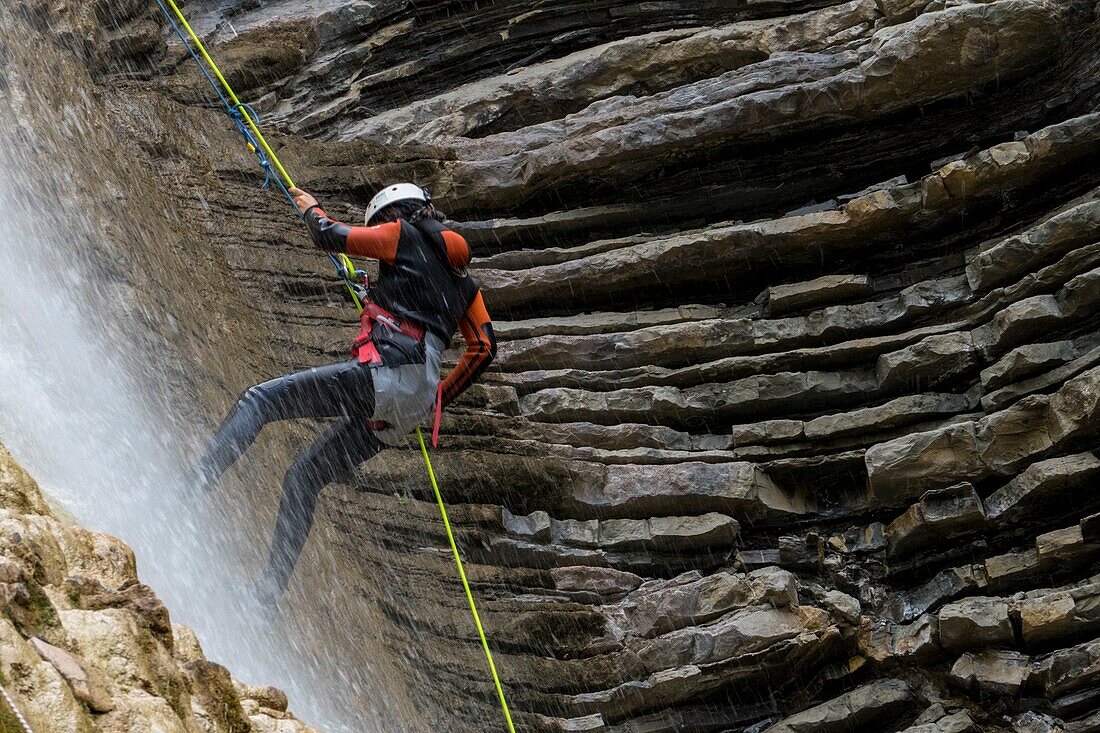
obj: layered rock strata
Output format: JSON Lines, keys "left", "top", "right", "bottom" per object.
{"left": 10, "top": 0, "right": 1100, "bottom": 731}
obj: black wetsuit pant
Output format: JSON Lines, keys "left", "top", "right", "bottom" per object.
{"left": 197, "top": 360, "right": 383, "bottom": 596}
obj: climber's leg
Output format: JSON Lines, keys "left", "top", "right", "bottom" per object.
{"left": 259, "top": 417, "right": 384, "bottom": 599}
{"left": 195, "top": 360, "right": 376, "bottom": 486}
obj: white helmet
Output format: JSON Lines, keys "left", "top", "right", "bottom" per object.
{"left": 364, "top": 183, "right": 430, "bottom": 225}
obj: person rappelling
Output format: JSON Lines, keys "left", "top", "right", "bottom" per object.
{"left": 194, "top": 183, "right": 496, "bottom": 605}
{"left": 158, "top": 0, "right": 516, "bottom": 725}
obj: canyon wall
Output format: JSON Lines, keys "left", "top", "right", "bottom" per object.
{"left": 4, "top": 0, "right": 1100, "bottom": 731}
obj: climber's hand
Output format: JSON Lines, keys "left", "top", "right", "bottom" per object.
{"left": 289, "top": 187, "right": 319, "bottom": 215}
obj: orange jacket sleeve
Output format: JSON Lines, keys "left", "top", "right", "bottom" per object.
{"left": 303, "top": 207, "right": 399, "bottom": 264}
{"left": 440, "top": 291, "right": 496, "bottom": 408}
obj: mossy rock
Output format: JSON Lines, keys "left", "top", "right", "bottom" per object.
{"left": 0, "top": 446, "right": 51, "bottom": 517}
{"left": 5, "top": 581, "right": 59, "bottom": 640}
{"left": 185, "top": 660, "right": 250, "bottom": 733}
{"left": 0, "top": 694, "right": 26, "bottom": 733}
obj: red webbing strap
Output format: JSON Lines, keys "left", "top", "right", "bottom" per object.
{"left": 431, "top": 382, "right": 443, "bottom": 447}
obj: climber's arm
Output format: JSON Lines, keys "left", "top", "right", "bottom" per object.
{"left": 440, "top": 291, "right": 496, "bottom": 408}
{"left": 291, "top": 187, "right": 399, "bottom": 263}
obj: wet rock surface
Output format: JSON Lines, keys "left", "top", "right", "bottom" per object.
{"left": 6, "top": 0, "right": 1100, "bottom": 730}
{"left": 0, "top": 445, "right": 318, "bottom": 733}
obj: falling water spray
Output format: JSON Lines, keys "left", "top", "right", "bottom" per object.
{"left": 0, "top": 8, "right": 407, "bottom": 731}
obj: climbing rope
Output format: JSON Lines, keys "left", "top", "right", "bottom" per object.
{"left": 152, "top": 0, "right": 363, "bottom": 309}
{"left": 152, "top": 2, "right": 515, "bottom": 730}
{"left": 0, "top": 683, "right": 34, "bottom": 733}
{"left": 417, "top": 429, "right": 516, "bottom": 733}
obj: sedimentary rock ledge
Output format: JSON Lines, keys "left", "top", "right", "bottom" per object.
{"left": 20, "top": 0, "right": 1100, "bottom": 730}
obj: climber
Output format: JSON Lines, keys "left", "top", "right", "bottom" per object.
{"left": 194, "top": 183, "right": 496, "bottom": 606}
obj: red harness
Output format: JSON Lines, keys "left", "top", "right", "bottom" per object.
{"left": 351, "top": 300, "right": 444, "bottom": 446}
{"left": 352, "top": 301, "right": 424, "bottom": 365}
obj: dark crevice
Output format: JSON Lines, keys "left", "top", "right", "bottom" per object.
{"left": 282, "top": 0, "right": 845, "bottom": 131}
{"left": 453, "top": 39, "right": 1098, "bottom": 244}
{"left": 463, "top": 50, "right": 771, "bottom": 140}
{"left": 488, "top": 161, "right": 1100, "bottom": 320}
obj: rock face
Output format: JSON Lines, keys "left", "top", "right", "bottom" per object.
{"left": 0, "top": 443, "right": 317, "bottom": 733}
{"left": 4, "top": 0, "right": 1100, "bottom": 731}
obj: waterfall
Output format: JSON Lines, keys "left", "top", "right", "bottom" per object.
{"left": 0, "top": 15, "right": 405, "bottom": 733}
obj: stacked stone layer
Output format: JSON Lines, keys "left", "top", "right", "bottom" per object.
{"left": 10, "top": 0, "right": 1100, "bottom": 730}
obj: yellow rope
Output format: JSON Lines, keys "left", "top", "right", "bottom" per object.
{"left": 162, "top": 0, "right": 367, "bottom": 308}
{"left": 159, "top": 4, "right": 515, "bottom": 727}
{"left": 336, "top": 253, "right": 364, "bottom": 311}
{"left": 417, "top": 429, "right": 516, "bottom": 733}
{"left": 162, "top": 0, "right": 295, "bottom": 189}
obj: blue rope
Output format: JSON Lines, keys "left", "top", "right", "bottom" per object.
{"left": 155, "top": 0, "right": 232, "bottom": 112}
{"left": 154, "top": 0, "right": 361, "bottom": 290}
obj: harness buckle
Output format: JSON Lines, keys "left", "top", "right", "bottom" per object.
{"left": 353, "top": 300, "right": 425, "bottom": 364}
{"left": 375, "top": 313, "right": 401, "bottom": 331}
